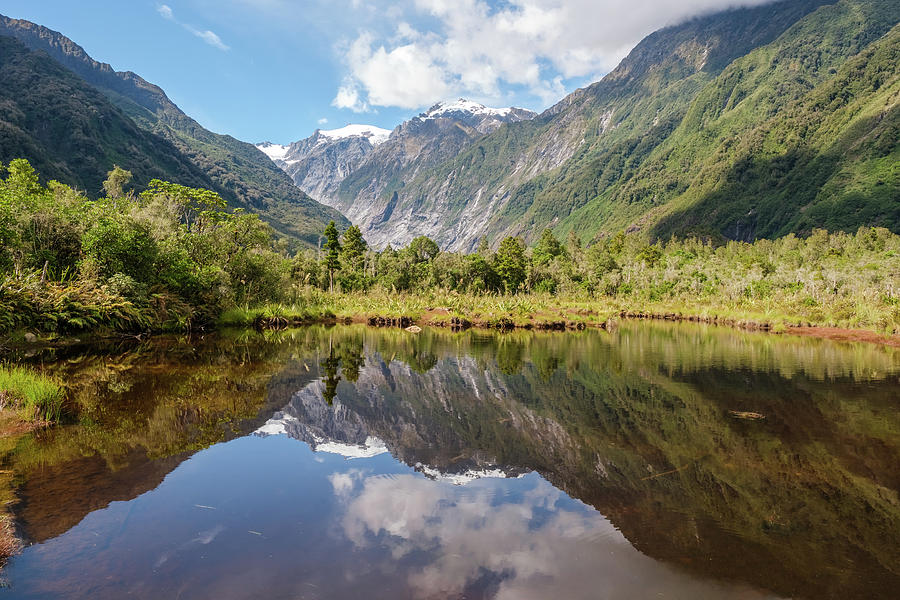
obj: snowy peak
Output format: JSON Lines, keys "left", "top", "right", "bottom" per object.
{"left": 418, "top": 98, "right": 535, "bottom": 122}
{"left": 317, "top": 124, "right": 392, "bottom": 146}
{"left": 256, "top": 141, "right": 290, "bottom": 162}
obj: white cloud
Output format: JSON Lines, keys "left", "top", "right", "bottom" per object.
{"left": 340, "top": 32, "right": 452, "bottom": 109}
{"left": 333, "top": 0, "right": 780, "bottom": 111}
{"left": 332, "top": 78, "right": 370, "bottom": 112}
{"left": 317, "top": 117, "right": 329, "bottom": 125}
{"left": 192, "top": 29, "right": 230, "bottom": 51}
{"left": 156, "top": 4, "right": 230, "bottom": 51}
{"left": 157, "top": 4, "right": 174, "bottom": 20}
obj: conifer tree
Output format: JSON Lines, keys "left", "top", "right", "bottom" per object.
{"left": 323, "top": 220, "right": 341, "bottom": 293}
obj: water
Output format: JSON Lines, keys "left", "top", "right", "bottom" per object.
{"left": 1, "top": 323, "right": 898, "bottom": 599}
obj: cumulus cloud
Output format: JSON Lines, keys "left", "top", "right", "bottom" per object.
{"left": 156, "top": 4, "right": 230, "bottom": 51}
{"left": 333, "top": 0, "right": 779, "bottom": 110}
{"left": 317, "top": 117, "right": 329, "bottom": 125}
{"left": 332, "top": 78, "right": 370, "bottom": 112}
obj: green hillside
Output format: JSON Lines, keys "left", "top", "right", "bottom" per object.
{"left": 385, "top": 0, "right": 898, "bottom": 248}
{"left": 0, "top": 15, "right": 348, "bottom": 246}
{"left": 507, "top": 0, "right": 900, "bottom": 243}
{"left": 0, "top": 36, "right": 213, "bottom": 195}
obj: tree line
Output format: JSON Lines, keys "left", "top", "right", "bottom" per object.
{"left": 2, "top": 159, "right": 898, "bottom": 334}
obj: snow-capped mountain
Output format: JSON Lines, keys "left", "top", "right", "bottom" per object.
{"left": 416, "top": 99, "right": 537, "bottom": 134}
{"left": 253, "top": 366, "right": 529, "bottom": 485}
{"left": 257, "top": 100, "right": 536, "bottom": 247}
{"left": 256, "top": 124, "right": 393, "bottom": 206}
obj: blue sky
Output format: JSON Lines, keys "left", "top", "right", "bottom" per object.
{"left": 1, "top": 0, "right": 776, "bottom": 144}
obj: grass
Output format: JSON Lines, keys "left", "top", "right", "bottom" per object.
{"left": 217, "top": 302, "right": 334, "bottom": 328}
{"left": 234, "top": 287, "right": 899, "bottom": 338}
{"left": 0, "top": 365, "right": 66, "bottom": 422}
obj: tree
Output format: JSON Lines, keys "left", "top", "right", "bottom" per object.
{"left": 321, "top": 346, "right": 341, "bottom": 405}
{"left": 102, "top": 165, "right": 132, "bottom": 199}
{"left": 339, "top": 225, "right": 369, "bottom": 291}
{"left": 532, "top": 228, "right": 566, "bottom": 266}
{"left": 407, "top": 236, "right": 440, "bottom": 262}
{"left": 566, "top": 230, "right": 582, "bottom": 258}
{"left": 341, "top": 225, "right": 367, "bottom": 269}
{"left": 341, "top": 225, "right": 366, "bottom": 277}
{"left": 495, "top": 236, "right": 527, "bottom": 292}
{"left": 322, "top": 220, "right": 341, "bottom": 292}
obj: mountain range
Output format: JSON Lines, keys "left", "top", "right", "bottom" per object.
{"left": 258, "top": 100, "right": 538, "bottom": 247}
{"left": 1, "top": 0, "right": 898, "bottom": 251}
{"left": 0, "top": 15, "right": 347, "bottom": 247}
{"left": 258, "top": 0, "right": 899, "bottom": 250}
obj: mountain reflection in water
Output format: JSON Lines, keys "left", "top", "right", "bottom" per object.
{"left": 0, "top": 322, "right": 897, "bottom": 599}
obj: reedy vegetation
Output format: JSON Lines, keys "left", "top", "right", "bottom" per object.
{"left": 252, "top": 223, "right": 900, "bottom": 334}
{"left": 0, "top": 364, "right": 64, "bottom": 421}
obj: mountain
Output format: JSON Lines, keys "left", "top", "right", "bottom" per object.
{"left": 261, "top": 100, "right": 536, "bottom": 247}
{"left": 0, "top": 15, "right": 348, "bottom": 246}
{"left": 0, "top": 36, "right": 213, "bottom": 195}
{"left": 283, "top": 0, "right": 896, "bottom": 251}
{"left": 256, "top": 124, "right": 391, "bottom": 205}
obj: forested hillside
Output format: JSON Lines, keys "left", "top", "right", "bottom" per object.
{"left": 0, "top": 36, "right": 213, "bottom": 196}
{"left": 363, "top": 0, "right": 898, "bottom": 250}
{"left": 0, "top": 15, "right": 348, "bottom": 246}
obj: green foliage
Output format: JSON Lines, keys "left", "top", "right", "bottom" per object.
{"left": 495, "top": 237, "right": 528, "bottom": 292}
{"left": 323, "top": 220, "right": 341, "bottom": 293}
{"left": 0, "top": 29, "right": 345, "bottom": 248}
{"left": 0, "top": 161, "right": 291, "bottom": 333}
{"left": 0, "top": 365, "right": 65, "bottom": 422}
{"left": 406, "top": 236, "right": 440, "bottom": 263}
{"left": 297, "top": 221, "right": 900, "bottom": 334}
{"left": 532, "top": 229, "right": 567, "bottom": 267}
{"left": 102, "top": 166, "right": 132, "bottom": 200}
{"left": 339, "top": 225, "right": 370, "bottom": 292}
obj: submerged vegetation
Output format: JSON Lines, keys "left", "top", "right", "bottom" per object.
{"left": 1, "top": 159, "right": 898, "bottom": 338}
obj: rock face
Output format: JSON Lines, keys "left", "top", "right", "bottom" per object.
{"left": 262, "top": 100, "right": 536, "bottom": 248}
{"left": 257, "top": 125, "right": 391, "bottom": 210}
{"left": 259, "top": 1, "right": 899, "bottom": 251}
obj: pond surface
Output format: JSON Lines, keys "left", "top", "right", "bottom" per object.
{"left": 1, "top": 323, "right": 898, "bottom": 599}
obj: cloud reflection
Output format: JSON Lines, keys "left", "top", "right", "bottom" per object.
{"left": 331, "top": 472, "right": 779, "bottom": 599}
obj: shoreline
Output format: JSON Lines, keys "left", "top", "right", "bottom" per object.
{"left": 4, "top": 309, "right": 899, "bottom": 351}
{"left": 349, "top": 308, "right": 900, "bottom": 348}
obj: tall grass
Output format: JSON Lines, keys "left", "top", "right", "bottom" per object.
{"left": 0, "top": 365, "right": 66, "bottom": 422}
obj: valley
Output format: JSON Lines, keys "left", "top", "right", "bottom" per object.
{"left": 0, "top": 1, "right": 898, "bottom": 598}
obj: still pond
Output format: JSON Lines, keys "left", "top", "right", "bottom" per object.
{"left": 1, "top": 322, "right": 898, "bottom": 599}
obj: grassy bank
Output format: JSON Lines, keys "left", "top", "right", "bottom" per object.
{"left": 219, "top": 285, "right": 900, "bottom": 339}
{"left": 0, "top": 365, "right": 65, "bottom": 422}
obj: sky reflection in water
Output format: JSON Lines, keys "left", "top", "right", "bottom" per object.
{"left": 5, "top": 432, "right": 776, "bottom": 599}
{"left": 1, "top": 322, "right": 897, "bottom": 599}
